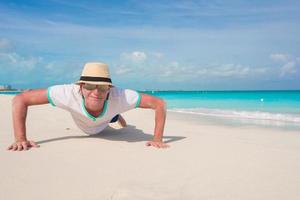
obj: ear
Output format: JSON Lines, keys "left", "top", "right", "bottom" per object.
{"left": 79, "top": 84, "right": 84, "bottom": 93}
{"left": 79, "top": 83, "right": 85, "bottom": 88}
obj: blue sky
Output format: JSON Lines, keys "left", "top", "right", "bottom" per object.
{"left": 0, "top": 0, "right": 300, "bottom": 90}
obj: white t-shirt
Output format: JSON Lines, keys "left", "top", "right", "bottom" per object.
{"left": 47, "top": 84, "right": 141, "bottom": 135}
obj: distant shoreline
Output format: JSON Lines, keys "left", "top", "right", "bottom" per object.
{"left": 0, "top": 90, "right": 22, "bottom": 95}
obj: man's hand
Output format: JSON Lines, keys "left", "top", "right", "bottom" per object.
{"left": 7, "top": 140, "right": 40, "bottom": 151}
{"left": 146, "top": 141, "right": 169, "bottom": 148}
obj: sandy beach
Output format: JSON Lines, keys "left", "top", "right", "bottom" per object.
{"left": 1, "top": 94, "right": 300, "bottom": 200}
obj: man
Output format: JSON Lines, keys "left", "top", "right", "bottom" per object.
{"left": 8, "top": 62, "right": 169, "bottom": 151}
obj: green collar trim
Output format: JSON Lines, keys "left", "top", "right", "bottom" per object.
{"left": 135, "top": 92, "right": 141, "bottom": 108}
{"left": 81, "top": 98, "right": 108, "bottom": 121}
{"left": 47, "top": 87, "right": 56, "bottom": 107}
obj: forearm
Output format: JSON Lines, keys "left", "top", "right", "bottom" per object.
{"left": 138, "top": 94, "right": 168, "bottom": 143}
{"left": 12, "top": 97, "right": 28, "bottom": 142}
{"left": 153, "top": 105, "right": 167, "bottom": 142}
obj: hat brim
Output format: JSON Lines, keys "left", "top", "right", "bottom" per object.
{"left": 76, "top": 80, "right": 113, "bottom": 86}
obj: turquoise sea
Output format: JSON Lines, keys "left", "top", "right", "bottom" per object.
{"left": 2, "top": 90, "right": 300, "bottom": 129}
{"left": 0, "top": 91, "right": 21, "bottom": 95}
{"left": 143, "top": 90, "right": 300, "bottom": 129}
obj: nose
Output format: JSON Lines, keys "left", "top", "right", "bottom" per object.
{"left": 91, "top": 88, "right": 107, "bottom": 98}
{"left": 92, "top": 88, "right": 101, "bottom": 95}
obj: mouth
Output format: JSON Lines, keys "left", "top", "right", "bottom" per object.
{"left": 89, "top": 97, "right": 103, "bottom": 100}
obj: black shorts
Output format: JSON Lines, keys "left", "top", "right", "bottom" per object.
{"left": 110, "top": 114, "right": 119, "bottom": 123}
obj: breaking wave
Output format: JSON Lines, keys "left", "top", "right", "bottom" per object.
{"left": 170, "top": 108, "right": 300, "bottom": 123}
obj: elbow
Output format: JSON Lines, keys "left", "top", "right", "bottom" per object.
{"left": 156, "top": 98, "right": 167, "bottom": 111}
{"left": 12, "top": 94, "right": 26, "bottom": 108}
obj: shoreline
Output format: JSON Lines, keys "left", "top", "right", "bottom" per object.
{"left": 168, "top": 109, "right": 300, "bottom": 132}
{"left": 2, "top": 93, "right": 300, "bottom": 131}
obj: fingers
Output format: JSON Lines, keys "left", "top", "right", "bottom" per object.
{"left": 21, "top": 142, "right": 28, "bottom": 151}
{"left": 159, "top": 143, "right": 170, "bottom": 148}
{"left": 7, "top": 140, "right": 40, "bottom": 151}
{"left": 7, "top": 143, "right": 20, "bottom": 151}
{"left": 146, "top": 141, "right": 170, "bottom": 149}
{"left": 146, "top": 141, "right": 161, "bottom": 148}
{"left": 146, "top": 141, "right": 159, "bottom": 148}
{"left": 7, "top": 145, "right": 13, "bottom": 150}
{"left": 12, "top": 144, "right": 18, "bottom": 151}
{"left": 146, "top": 141, "right": 151, "bottom": 146}
{"left": 29, "top": 141, "right": 40, "bottom": 148}
{"left": 17, "top": 143, "right": 23, "bottom": 151}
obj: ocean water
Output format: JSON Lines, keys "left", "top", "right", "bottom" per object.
{"left": 142, "top": 90, "right": 300, "bottom": 129}
{"left": 0, "top": 91, "right": 21, "bottom": 95}
{"left": 2, "top": 90, "right": 300, "bottom": 129}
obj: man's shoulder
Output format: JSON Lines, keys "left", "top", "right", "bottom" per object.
{"left": 110, "top": 87, "right": 136, "bottom": 95}
{"left": 49, "top": 83, "right": 80, "bottom": 98}
{"left": 109, "top": 86, "right": 123, "bottom": 98}
{"left": 109, "top": 87, "right": 139, "bottom": 100}
{"left": 50, "top": 83, "right": 79, "bottom": 91}
{"left": 108, "top": 87, "right": 140, "bottom": 109}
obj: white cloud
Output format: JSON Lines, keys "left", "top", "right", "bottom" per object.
{"left": 45, "top": 62, "right": 55, "bottom": 70}
{"left": 270, "top": 53, "right": 299, "bottom": 76}
{"left": 115, "top": 66, "right": 134, "bottom": 75}
{"left": 111, "top": 51, "right": 164, "bottom": 76}
{"left": 210, "top": 64, "right": 250, "bottom": 77}
{"left": 157, "top": 62, "right": 269, "bottom": 82}
{"left": 0, "top": 52, "right": 18, "bottom": 63}
{"left": 280, "top": 61, "right": 297, "bottom": 76}
{"left": 0, "top": 38, "right": 43, "bottom": 71}
{"left": 115, "top": 53, "right": 272, "bottom": 82}
{"left": 151, "top": 52, "right": 164, "bottom": 59}
{"left": 116, "top": 52, "right": 147, "bottom": 75}
{"left": 0, "top": 52, "right": 42, "bottom": 71}
{"left": 270, "top": 53, "right": 290, "bottom": 62}
{"left": 120, "top": 51, "right": 147, "bottom": 63}
{"left": 0, "top": 38, "right": 12, "bottom": 50}
{"left": 116, "top": 52, "right": 273, "bottom": 83}
{"left": 160, "top": 61, "right": 189, "bottom": 78}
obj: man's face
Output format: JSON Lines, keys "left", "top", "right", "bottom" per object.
{"left": 80, "top": 83, "right": 111, "bottom": 103}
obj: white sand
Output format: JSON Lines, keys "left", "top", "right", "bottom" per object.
{"left": 1, "top": 95, "right": 300, "bottom": 200}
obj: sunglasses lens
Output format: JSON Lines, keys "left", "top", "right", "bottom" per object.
{"left": 83, "top": 84, "right": 97, "bottom": 90}
{"left": 98, "top": 86, "right": 109, "bottom": 92}
{"left": 83, "top": 84, "right": 109, "bottom": 91}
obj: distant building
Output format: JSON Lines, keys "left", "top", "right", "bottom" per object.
{"left": 0, "top": 85, "right": 12, "bottom": 91}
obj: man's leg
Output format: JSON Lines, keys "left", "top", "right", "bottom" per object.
{"left": 109, "top": 114, "right": 127, "bottom": 129}
{"left": 117, "top": 114, "right": 127, "bottom": 127}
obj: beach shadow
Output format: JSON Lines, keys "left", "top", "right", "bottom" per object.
{"left": 37, "top": 125, "right": 185, "bottom": 145}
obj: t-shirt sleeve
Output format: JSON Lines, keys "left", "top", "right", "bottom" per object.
{"left": 47, "top": 84, "right": 74, "bottom": 110}
{"left": 114, "top": 88, "right": 141, "bottom": 113}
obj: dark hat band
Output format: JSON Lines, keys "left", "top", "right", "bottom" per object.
{"left": 80, "top": 76, "right": 112, "bottom": 83}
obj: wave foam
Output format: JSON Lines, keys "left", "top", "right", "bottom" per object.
{"left": 169, "top": 108, "right": 300, "bottom": 123}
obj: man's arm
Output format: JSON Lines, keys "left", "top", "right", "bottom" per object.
{"left": 138, "top": 93, "right": 169, "bottom": 148}
{"left": 8, "top": 89, "right": 49, "bottom": 151}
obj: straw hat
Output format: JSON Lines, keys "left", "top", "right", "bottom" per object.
{"left": 76, "top": 62, "right": 113, "bottom": 86}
